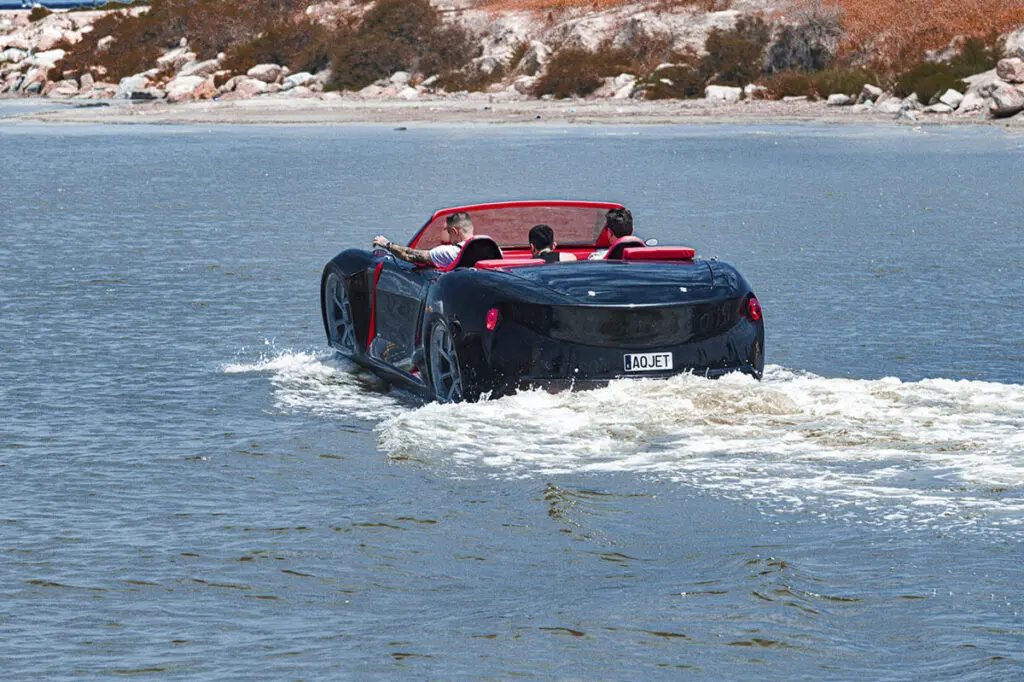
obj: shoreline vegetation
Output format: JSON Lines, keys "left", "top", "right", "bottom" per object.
{"left": 1, "top": 0, "right": 1023, "bottom": 126}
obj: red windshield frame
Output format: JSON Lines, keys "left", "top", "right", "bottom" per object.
{"left": 407, "top": 200, "right": 626, "bottom": 249}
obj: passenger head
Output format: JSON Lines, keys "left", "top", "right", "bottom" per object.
{"left": 445, "top": 212, "right": 474, "bottom": 243}
{"left": 603, "top": 208, "right": 633, "bottom": 239}
{"left": 528, "top": 224, "right": 555, "bottom": 254}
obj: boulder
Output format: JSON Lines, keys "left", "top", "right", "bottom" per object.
{"left": 875, "top": 97, "right": 902, "bottom": 114}
{"left": 826, "top": 93, "right": 852, "bottom": 106}
{"left": 705, "top": 85, "right": 741, "bottom": 102}
{"left": 939, "top": 88, "right": 963, "bottom": 109}
{"left": 989, "top": 83, "right": 1024, "bottom": 118}
{"left": 233, "top": 77, "right": 268, "bottom": 97}
{"left": 247, "top": 63, "right": 285, "bottom": 84}
{"left": 1, "top": 48, "right": 28, "bottom": 64}
{"left": 115, "top": 74, "right": 150, "bottom": 100}
{"left": 923, "top": 103, "right": 953, "bottom": 114}
{"left": 24, "top": 80, "right": 43, "bottom": 95}
{"left": 165, "top": 75, "right": 215, "bottom": 102}
{"left": 858, "top": 83, "right": 883, "bottom": 103}
{"left": 1004, "top": 27, "right": 1024, "bottom": 59}
{"left": 179, "top": 59, "right": 220, "bottom": 79}
{"left": 901, "top": 93, "right": 923, "bottom": 110}
{"left": 744, "top": 83, "right": 767, "bottom": 99}
{"left": 33, "top": 49, "right": 65, "bottom": 70}
{"left": 97, "top": 35, "right": 114, "bottom": 51}
{"left": 280, "top": 85, "right": 313, "bottom": 98}
{"left": 283, "top": 71, "right": 315, "bottom": 89}
{"left": 396, "top": 86, "right": 419, "bottom": 100}
{"left": 956, "top": 90, "right": 987, "bottom": 114}
{"left": 962, "top": 69, "right": 1002, "bottom": 97}
{"left": 47, "top": 78, "right": 79, "bottom": 98}
{"left": 996, "top": 58, "right": 1024, "bottom": 84}
{"left": 156, "top": 47, "right": 196, "bottom": 72}
{"left": 897, "top": 107, "right": 918, "bottom": 121}
{"left": 512, "top": 75, "right": 537, "bottom": 95}
{"left": 782, "top": 95, "right": 808, "bottom": 102}
{"left": 79, "top": 72, "right": 94, "bottom": 91}
{"left": 613, "top": 73, "right": 637, "bottom": 100}
{"left": 390, "top": 71, "right": 411, "bottom": 86}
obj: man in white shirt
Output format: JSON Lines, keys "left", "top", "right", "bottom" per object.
{"left": 587, "top": 208, "right": 634, "bottom": 260}
{"left": 373, "top": 212, "right": 474, "bottom": 268}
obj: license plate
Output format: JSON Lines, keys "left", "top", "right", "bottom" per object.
{"left": 623, "top": 352, "right": 673, "bottom": 372}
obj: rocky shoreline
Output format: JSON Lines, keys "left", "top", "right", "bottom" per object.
{"left": 3, "top": 5, "right": 1024, "bottom": 127}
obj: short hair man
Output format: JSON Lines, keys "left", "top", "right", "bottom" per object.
{"left": 528, "top": 224, "right": 577, "bottom": 263}
{"left": 588, "top": 208, "right": 634, "bottom": 259}
{"left": 373, "top": 212, "right": 474, "bottom": 268}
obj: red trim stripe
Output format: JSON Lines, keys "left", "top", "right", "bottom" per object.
{"left": 366, "top": 262, "right": 384, "bottom": 350}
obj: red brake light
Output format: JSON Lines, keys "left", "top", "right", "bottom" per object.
{"left": 746, "top": 297, "right": 762, "bottom": 322}
{"left": 485, "top": 307, "right": 500, "bottom": 331}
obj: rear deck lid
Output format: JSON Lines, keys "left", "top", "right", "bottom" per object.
{"left": 506, "top": 260, "right": 716, "bottom": 304}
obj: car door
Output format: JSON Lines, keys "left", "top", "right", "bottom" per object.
{"left": 366, "top": 257, "right": 436, "bottom": 375}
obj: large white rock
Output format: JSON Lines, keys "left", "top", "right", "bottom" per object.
{"left": 396, "top": 86, "right": 419, "bottom": 100}
{"left": 115, "top": 74, "right": 150, "bottom": 100}
{"left": 233, "top": 77, "right": 268, "bottom": 97}
{"left": 247, "top": 63, "right": 284, "bottom": 84}
{"left": 996, "top": 58, "right": 1024, "bottom": 84}
{"left": 939, "top": 88, "right": 963, "bottom": 109}
{"left": 1, "top": 48, "right": 28, "bottom": 64}
{"left": 923, "top": 103, "right": 953, "bottom": 114}
{"left": 33, "top": 49, "right": 65, "bottom": 69}
{"left": 990, "top": 83, "right": 1024, "bottom": 118}
{"left": 875, "top": 97, "right": 903, "bottom": 114}
{"left": 156, "top": 47, "right": 197, "bottom": 72}
{"left": 283, "top": 71, "right": 315, "bottom": 89}
{"left": 179, "top": 59, "right": 219, "bottom": 78}
{"left": 165, "top": 74, "right": 215, "bottom": 103}
{"left": 389, "top": 71, "right": 410, "bottom": 86}
{"left": 705, "top": 85, "right": 741, "bottom": 102}
{"left": 47, "top": 79, "right": 79, "bottom": 98}
{"left": 858, "top": 83, "right": 883, "bottom": 103}
{"left": 826, "top": 93, "right": 852, "bottom": 106}
{"left": 1004, "top": 27, "right": 1024, "bottom": 59}
{"left": 956, "top": 90, "right": 987, "bottom": 114}
{"left": 518, "top": 41, "right": 551, "bottom": 76}
{"left": 963, "top": 69, "right": 1002, "bottom": 97}
{"left": 744, "top": 83, "right": 767, "bottom": 98}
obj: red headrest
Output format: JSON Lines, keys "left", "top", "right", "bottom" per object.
{"left": 622, "top": 246, "right": 695, "bottom": 261}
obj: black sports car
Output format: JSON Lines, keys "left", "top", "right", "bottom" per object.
{"left": 320, "top": 200, "right": 764, "bottom": 402}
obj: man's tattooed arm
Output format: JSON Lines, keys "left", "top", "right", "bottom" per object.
{"left": 387, "top": 243, "right": 434, "bottom": 266}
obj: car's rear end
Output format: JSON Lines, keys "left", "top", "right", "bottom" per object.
{"left": 450, "top": 258, "right": 764, "bottom": 395}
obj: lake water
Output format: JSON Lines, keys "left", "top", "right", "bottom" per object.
{"left": 1, "top": 122, "right": 1022, "bottom": 679}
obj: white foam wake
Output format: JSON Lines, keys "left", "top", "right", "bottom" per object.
{"left": 378, "top": 366, "right": 1024, "bottom": 532}
{"left": 224, "top": 351, "right": 1024, "bottom": 532}
{"left": 223, "top": 349, "right": 420, "bottom": 421}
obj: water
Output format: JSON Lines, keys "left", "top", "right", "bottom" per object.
{"left": 1, "top": 122, "right": 1022, "bottom": 679}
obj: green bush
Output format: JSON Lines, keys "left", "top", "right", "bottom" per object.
{"left": 893, "top": 35, "right": 1002, "bottom": 103}
{"left": 763, "top": 70, "right": 816, "bottom": 99}
{"left": 700, "top": 16, "right": 771, "bottom": 87}
{"left": 28, "top": 6, "right": 52, "bottom": 22}
{"left": 766, "top": 3, "right": 844, "bottom": 74}
{"left": 223, "top": 19, "right": 334, "bottom": 75}
{"left": 643, "top": 64, "right": 704, "bottom": 99}
{"left": 812, "top": 68, "right": 877, "bottom": 97}
{"left": 532, "top": 47, "right": 605, "bottom": 98}
{"left": 329, "top": 0, "right": 475, "bottom": 90}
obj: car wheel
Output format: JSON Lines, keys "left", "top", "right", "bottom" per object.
{"left": 428, "top": 321, "right": 465, "bottom": 403}
{"left": 324, "top": 270, "right": 357, "bottom": 355}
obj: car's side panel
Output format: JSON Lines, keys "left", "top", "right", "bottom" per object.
{"left": 368, "top": 259, "right": 434, "bottom": 374}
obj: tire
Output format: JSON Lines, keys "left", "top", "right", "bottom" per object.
{"left": 323, "top": 269, "right": 358, "bottom": 355}
{"left": 428, "top": 320, "right": 470, "bottom": 403}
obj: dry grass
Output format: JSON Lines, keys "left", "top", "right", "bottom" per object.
{"left": 805, "top": 0, "right": 1024, "bottom": 68}
{"left": 475, "top": 0, "right": 730, "bottom": 14}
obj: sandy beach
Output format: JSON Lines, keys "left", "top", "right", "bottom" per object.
{"left": 7, "top": 94, "right": 1024, "bottom": 127}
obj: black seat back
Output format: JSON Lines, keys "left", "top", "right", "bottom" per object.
{"left": 444, "top": 236, "right": 503, "bottom": 270}
{"left": 604, "top": 236, "right": 646, "bottom": 260}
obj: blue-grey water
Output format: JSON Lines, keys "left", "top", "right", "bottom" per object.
{"left": 1, "top": 122, "right": 1022, "bottom": 679}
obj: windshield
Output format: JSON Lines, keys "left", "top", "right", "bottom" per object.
{"left": 409, "top": 201, "right": 623, "bottom": 251}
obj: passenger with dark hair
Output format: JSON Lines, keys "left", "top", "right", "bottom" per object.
{"left": 588, "top": 207, "right": 635, "bottom": 259}
{"left": 374, "top": 212, "right": 474, "bottom": 268}
{"left": 529, "top": 224, "right": 577, "bottom": 263}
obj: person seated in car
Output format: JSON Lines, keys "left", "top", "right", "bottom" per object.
{"left": 588, "top": 207, "right": 634, "bottom": 260}
{"left": 373, "top": 212, "right": 474, "bottom": 268}
{"left": 529, "top": 224, "right": 577, "bottom": 263}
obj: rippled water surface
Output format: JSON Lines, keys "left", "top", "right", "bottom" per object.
{"left": 1, "top": 123, "right": 1022, "bottom": 679}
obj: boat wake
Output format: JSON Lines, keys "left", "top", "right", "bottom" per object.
{"left": 226, "top": 351, "right": 1024, "bottom": 534}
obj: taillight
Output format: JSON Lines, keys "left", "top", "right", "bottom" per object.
{"left": 485, "top": 307, "right": 500, "bottom": 331}
{"left": 746, "top": 296, "right": 762, "bottom": 322}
